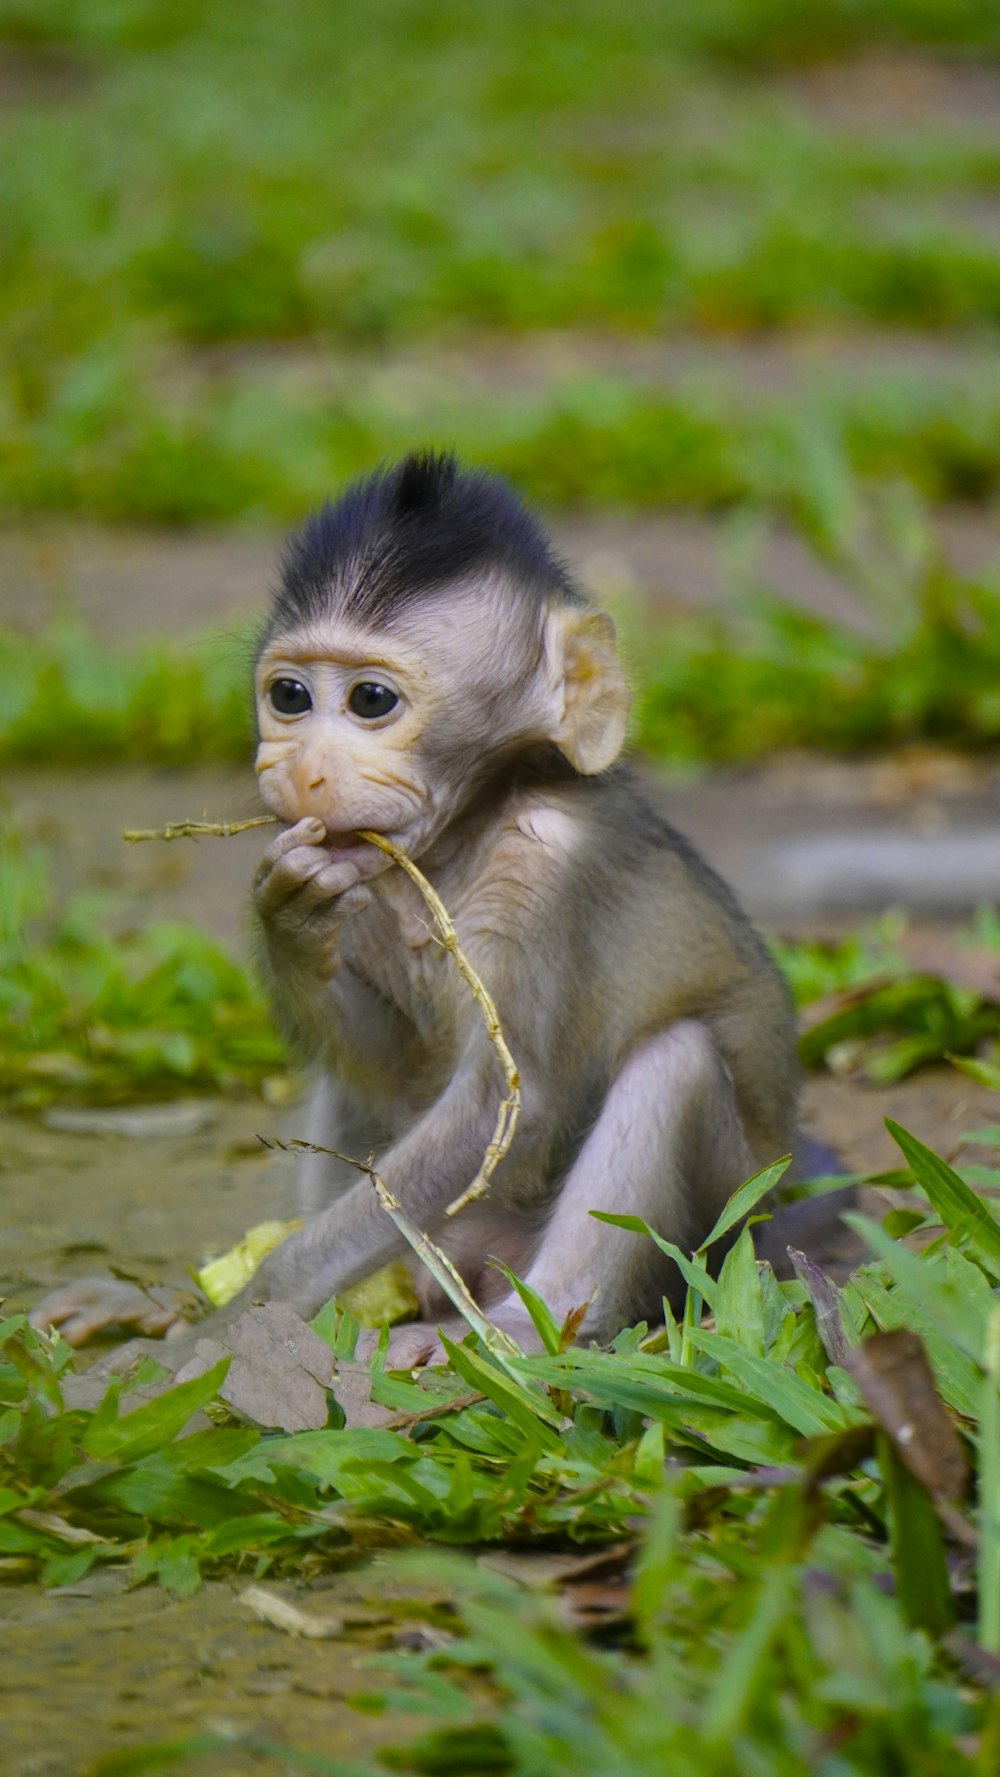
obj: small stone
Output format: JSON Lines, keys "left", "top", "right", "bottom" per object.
{"left": 41, "top": 1102, "right": 218, "bottom": 1140}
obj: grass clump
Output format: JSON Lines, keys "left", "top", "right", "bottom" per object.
{"left": 777, "top": 914, "right": 1000, "bottom": 1084}
{"left": 6, "top": 337, "right": 1000, "bottom": 529}
{"left": 637, "top": 568, "right": 1000, "bottom": 762}
{"left": 0, "top": 622, "right": 251, "bottom": 765}
{"left": 0, "top": 824, "right": 285, "bottom": 1109}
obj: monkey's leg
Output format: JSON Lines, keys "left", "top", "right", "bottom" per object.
{"left": 513, "top": 1020, "right": 754, "bottom": 1339}
{"left": 366, "top": 1020, "right": 756, "bottom": 1368}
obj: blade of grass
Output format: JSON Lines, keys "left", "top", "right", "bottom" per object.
{"left": 879, "top": 1433, "right": 955, "bottom": 1637}
{"left": 487, "top": 1260, "right": 562, "bottom": 1357}
{"left": 980, "top": 1305, "right": 1000, "bottom": 1654}
{"left": 699, "top": 1157, "right": 793, "bottom": 1252}
{"left": 886, "top": 1119, "right": 1000, "bottom": 1277}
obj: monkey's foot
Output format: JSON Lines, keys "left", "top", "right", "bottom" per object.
{"left": 46, "top": 1327, "right": 202, "bottom": 1415}
{"left": 355, "top": 1319, "right": 454, "bottom": 1371}
{"left": 29, "top": 1277, "right": 201, "bottom": 1348}
{"left": 355, "top": 1304, "right": 549, "bottom": 1372}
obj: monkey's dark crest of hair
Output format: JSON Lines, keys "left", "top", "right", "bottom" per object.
{"left": 268, "top": 452, "right": 583, "bottom": 637}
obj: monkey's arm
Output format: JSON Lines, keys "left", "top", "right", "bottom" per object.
{"left": 238, "top": 1041, "right": 522, "bottom": 1318}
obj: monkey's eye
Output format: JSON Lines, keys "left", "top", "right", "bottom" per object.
{"left": 268, "top": 678, "right": 313, "bottom": 716}
{"left": 348, "top": 682, "right": 399, "bottom": 720}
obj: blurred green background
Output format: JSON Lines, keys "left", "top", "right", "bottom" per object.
{"left": 0, "top": 0, "right": 994, "bottom": 757}
{"left": 1, "top": 0, "right": 1000, "bottom": 762}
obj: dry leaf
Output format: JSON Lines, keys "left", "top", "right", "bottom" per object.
{"left": 329, "top": 1358, "right": 398, "bottom": 1429}
{"left": 788, "top": 1248, "right": 852, "bottom": 1367}
{"left": 845, "top": 1328, "right": 969, "bottom": 1506}
{"left": 241, "top": 1584, "right": 346, "bottom": 1639}
{"left": 181, "top": 1303, "right": 334, "bottom": 1432}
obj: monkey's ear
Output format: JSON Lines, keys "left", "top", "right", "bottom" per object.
{"left": 543, "top": 608, "right": 630, "bottom": 775}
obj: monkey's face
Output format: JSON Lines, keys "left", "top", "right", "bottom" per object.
{"left": 254, "top": 620, "right": 437, "bottom": 869}
{"left": 254, "top": 585, "right": 629, "bottom": 865}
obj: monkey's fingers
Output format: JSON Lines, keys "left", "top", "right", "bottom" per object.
{"left": 29, "top": 1278, "right": 191, "bottom": 1347}
{"left": 355, "top": 1320, "right": 452, "bottom": 1372}
{"left": 260, "top": 816, "right": 327, "bottom": 868}
{"left": 255, "top": 848, "right": 362, "bottom": 917}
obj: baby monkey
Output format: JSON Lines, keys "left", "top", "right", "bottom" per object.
{"left": 34, "top": 453, "right": 797, "bottom": 1368}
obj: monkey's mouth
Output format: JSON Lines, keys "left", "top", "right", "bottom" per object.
{"left": 321, "top": 830, "right": 383, "bottom": 868}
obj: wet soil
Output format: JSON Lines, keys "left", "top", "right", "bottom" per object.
{"left": 0, "top": 1564, "right": 438, "bottom": 1777}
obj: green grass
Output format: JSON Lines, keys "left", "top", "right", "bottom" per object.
{"left": 6, "top": 1115, "right": 1000, "bottom": 1773}
{"left": 0, "top": 823, "right": 285, "bottom": 1109}
{"left": 776, "top": 914, "right": 1000, "bottom": 1084}
{"left": 2, "top": 1, "right": 1000, "bottom": 524}
{"left": 7, "top": 353, "right": 1000, "bottom": 528}
{"left": 636, "top": 567, "right": 1000, "bottom": 760}
{"left": 0, "top": 622, "right": 252, "bottom": 764}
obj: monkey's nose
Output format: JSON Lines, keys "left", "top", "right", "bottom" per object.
{"left": 291, "top": 758, "right": 330, "bottom": 806}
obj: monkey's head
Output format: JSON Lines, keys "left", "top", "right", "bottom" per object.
{"left": 254, "top": 452, "right": 630, "bottom": 867}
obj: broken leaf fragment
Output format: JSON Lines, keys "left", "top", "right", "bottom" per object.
{"left": 337, "top": 1260, "right": 418, "bottom": 1327}
{"left": 196, "top": 1218, "right": 418, "bottom": 1325}
{"left": 195, "top": 1219, "right": 304, "bottom": 1306}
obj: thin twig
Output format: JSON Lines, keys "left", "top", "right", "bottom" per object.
{"left": 357, "top": 829, "right": 521, "bottom": 1216}
{"left": 123, "top": 816, "right": 280, "bottom": 842}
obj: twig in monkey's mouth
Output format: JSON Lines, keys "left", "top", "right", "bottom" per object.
{"left": 121, "top": 815, "right": 522, "bottom": 1219}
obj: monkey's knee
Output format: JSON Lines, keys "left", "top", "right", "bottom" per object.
{"left": 521, "top": 1022, "right": 754, "bottom": 1338}
{"left": 612, "top": 1021, "right": 750, "bottom": 1201}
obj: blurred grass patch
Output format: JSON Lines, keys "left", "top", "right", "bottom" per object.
{"left": 636, "top": 568, "right": 1000, "bottom": 761}
{"left": 6, "top": 564, "right": 1000, "bottom": 768}
{"left": 0, "top": 622, "right": 251, "bottom": 764}
{"left": 11, "top": 355, "right": 1000, "bottom": 528}
{"left": 2, "top": 1, "right": 1000, "bottom": 524}
{"left": 0, "top": 822, "right": 285, "bottom": 1109}
{"left": 777, "top": 913, "right": 1000, "bottom": 1083}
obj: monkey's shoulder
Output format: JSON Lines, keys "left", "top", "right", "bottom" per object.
{"left": 439, "top": 789, "right": 580, "bottom": 940}
{"left": 448, "top": 770, "right": 733, "bottom": 924}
